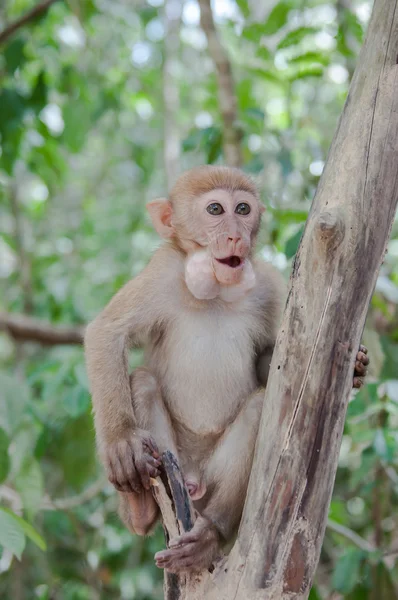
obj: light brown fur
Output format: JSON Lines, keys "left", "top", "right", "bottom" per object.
{"left": 85, "top": 165, "right": 368, "bottom": 573}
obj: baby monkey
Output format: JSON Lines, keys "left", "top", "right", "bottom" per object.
{"left": 85, "top": 165, "right": 369, "bottom": 573}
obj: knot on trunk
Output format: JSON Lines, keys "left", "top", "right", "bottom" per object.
{"left": 316, "top": 210, "right": 345, "bottom": 252}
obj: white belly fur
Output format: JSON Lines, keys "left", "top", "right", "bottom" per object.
{"left": 148, "top": 306, "right": 257, "bottom": 436}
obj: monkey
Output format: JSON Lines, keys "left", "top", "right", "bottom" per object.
{"left": 84, "top": 165, "right": 369, "bottom": 573}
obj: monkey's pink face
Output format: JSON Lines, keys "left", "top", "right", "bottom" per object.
{"left": 191, "top": 189, "right": 262, "bottom": 285}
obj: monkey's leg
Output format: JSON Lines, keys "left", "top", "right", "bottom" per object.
{"left": 119, "top": 368, "right": 179, "bottom": 536}
{"left": 155, "top": 388, "right": 264, "bottom": 572}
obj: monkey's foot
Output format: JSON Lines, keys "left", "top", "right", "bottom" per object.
{"left": 185, "top": 477, "right": 207, "bottom": 501}
{"left": 353, "top": 345, "right": 369, "bottom": 389}
{"left": 154, "top": 516, "right": 219, "bottom": 573}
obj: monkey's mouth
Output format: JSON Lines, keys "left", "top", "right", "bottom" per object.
{"left": 215, "top": 256, "right": 243, "bottom": 269}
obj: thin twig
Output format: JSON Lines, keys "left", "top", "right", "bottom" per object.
{"left": 0, "top": 479, "right": 107, "bottom": 512}
{"left": 327, "top": 518, "right": 375, "bottom": 552}
{"left": 0, "top": 0, "right": 60, "bottom": 46}
{"left": 197, "top": 0, "right": 242, "bottom": 168}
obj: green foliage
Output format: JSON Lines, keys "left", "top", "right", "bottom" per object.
{"left": 0, "top": 0, "right": 397, "bottom": 598}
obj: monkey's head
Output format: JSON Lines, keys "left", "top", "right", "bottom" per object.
{"left": 147, "top": 166, "right": 264, "bottom": 301}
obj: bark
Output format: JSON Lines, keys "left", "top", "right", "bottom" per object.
{"left": 0, "top": 312, "right": 84, "bottom": 345}
{"left": 197, "top": 0, "right": 242, "bottom": 168}
{"left": 154, "top": 0, "right": 398, "bottom": 597}
{"left": 0, "top": 0, "right": 59, "bottom": 46}
{"left": 163, "top": 0, "right": 182, "bottom": 190}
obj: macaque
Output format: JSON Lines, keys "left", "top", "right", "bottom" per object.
{"left": 84, "top": 165, "right": 369, "bottom": 573}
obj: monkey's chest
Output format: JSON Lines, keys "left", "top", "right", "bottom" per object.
{"left": 150, "top": 311, "right": 257, "bottom": 435}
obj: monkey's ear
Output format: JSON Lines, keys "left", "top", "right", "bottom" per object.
{"left": 147, "top": 198, "right": 175, "bottom": 239}
{"left": 259, "top": 203, "right": 266, "bottom": 214}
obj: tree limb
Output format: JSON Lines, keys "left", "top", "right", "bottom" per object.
{"left": 163, "top": 0, "right": 182, "bottom": 190}
{"left": 0, "top": 0, "right": 60, "bottom": 46}
{"left": 0, "top": 311, "right": 84, "bottom": 345}
{"left": 197, "top": 0, "right": 242, "bottom": 168}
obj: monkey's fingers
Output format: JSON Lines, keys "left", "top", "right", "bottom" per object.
{"left": 355, "top": 360, "right": 367, "bottom": 377}
{"left": 168, "top": 530, "right": 200, "bottom": 548}
{"left": 356, "top": 351, "right": 369, "bottom": 367}
{"left": 135, "top": 453, "right": 160, "bottom": 490}
{"left": 143, "top": 436, "right": 160, "bottom": 459}
{"left": 155, "top": 544, "right": 198, "bottom": 570}
{"left": 109, "top": 456, "right": 140, "bottom": 494}
{"left": 359, "top": 344, "right": 368, "bottom": 355}
{"left": 353, "top": 376, "right": 364, "bottom": 389}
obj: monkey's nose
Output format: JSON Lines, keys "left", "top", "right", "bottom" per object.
{"left": 228, "top": 236, "right": 241, "bottom": 244}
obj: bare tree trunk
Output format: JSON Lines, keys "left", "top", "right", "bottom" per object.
{"left": 197, "top": 0, "right": 242, "bottom": 168}
{"left": 155, "top": 0, "right": 398, "bottom": 597}
{"left": 163, "top": 0, "right": 182, "bottom": 190}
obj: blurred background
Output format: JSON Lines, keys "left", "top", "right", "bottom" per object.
{"left": 0, "top": 0, "right": 397, "bottom": 598}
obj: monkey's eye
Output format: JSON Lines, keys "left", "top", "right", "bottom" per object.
{"left": 206, "top": 203, "right": 224, "bottom": 215}
{"left": 235, "top": 203, "right": 251, "bottom": 215}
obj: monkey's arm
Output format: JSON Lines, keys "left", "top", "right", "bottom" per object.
{"left": 84, "top": 247, "right": 177, "bottom": 490}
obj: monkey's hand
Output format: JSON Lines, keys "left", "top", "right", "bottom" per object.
{"left": 154, "top": 516, "right": 220, "bottom": 573}
{"left": 105, "top": 429, "right": 161, "bottom": 494}
{"left": 353, "top": 345, "right": 369, "bottom": 389}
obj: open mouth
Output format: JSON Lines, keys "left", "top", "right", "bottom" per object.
{"left": 216, "top": 256, "right": 243, "bottom": 268}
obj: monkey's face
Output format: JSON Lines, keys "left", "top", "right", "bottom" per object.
{"left": 147, "top": 167, "right": 263, "bottom": 288}
{"left": 186, "top": 188, "right": 261, "bottom": 285}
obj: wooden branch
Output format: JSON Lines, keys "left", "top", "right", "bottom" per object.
{"left": 163, "top": 0, "right": 182, "bottom": 190}
{"left": 0, "top": 311, "right": 84, "bottom": 345}
{"left": 0, "top": 0, "right": 60, "bottom": 46}
{"left": 225, "top": 0, "right": 398, "bottom": 597}
{"left": 152, "top": 451, "right": 217, "bottom": 599}
{"left": 197, "top": 0, "right": 242, "bottom": 168}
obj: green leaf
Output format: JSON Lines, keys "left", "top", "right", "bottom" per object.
{"left": 29, "top": 71, "right": 48, "bottom": 114}
{"left": 244, "top": 108, "right": 265, "bottom": 121}
{"left": 15, "top": 457, "right": 44, "bottom": 516}
{"left": 289, "top": 66, "right": 324, "bottom": 81}
{"left": 55, "top": 413, "right": 96, "bottom": 490}
{"left": 0, "top": 371, "right": 30, "bottom": 435}
{"left": 285, "top": 226, "right": 304, "bottom": 259}
{"left": 63, "top": 386, "right": 90, "bottom": 418}
{"left": 308, "top": 587, "right": 322, "bottom": 600}
{"left": 256, "top": 46, "right": 271, "bottom": 61}
{"left": 0, "top": 508, "right": 46, "bottom": 551}
{"left": 277, "top": 27, "right": 319, "bottom": 49}
{"left": 0, "top": 507, "right": 26, "bottom": 560}
{"left": 289, "top": 51, "right": 330, "bottom": 67}
{"left": 62, "top": 100, "right": 92, "bottom": 152}
{"left": 235, "top": 0, "right": 249, "bottom": 18}
{"left": 332, "top": 548, "right": 365, "bottom": 593}
{"left": 0, "top": 428, "right": 10, "bottom": 484}
{"left": 262, "top": 2, "right": 292, "bottom": 36}
{"left": 3, "top": 38, "right": 26, "bottom": 74}
{"left": 270, "top": 208, "right": 308, "bottom": 224}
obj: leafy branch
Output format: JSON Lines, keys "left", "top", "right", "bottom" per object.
{"left": 0, "top": 0, "right": 61, "bottom": 46}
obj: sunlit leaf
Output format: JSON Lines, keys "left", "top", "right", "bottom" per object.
{"left": 262, "top": 2, "right": 292, "bottom": 36}
{"left": 0, "top": 507, "right": 46, "bottom": 551}
{"left": 0, "top": 508, "right": 26, "bottom": 560}
{"left": 277, "top": 26, "right": 319, "bottom": 49}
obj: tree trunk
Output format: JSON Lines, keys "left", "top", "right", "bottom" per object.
{"left": 155, "top": 0, "right": 398, "bottom": 597}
